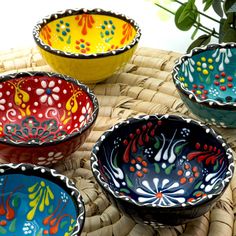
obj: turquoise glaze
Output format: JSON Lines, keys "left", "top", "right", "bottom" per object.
{"left": 173, "top": 43, "right": 236, "bottom": 128}
{"left": 0, "top": 164, "right": 85, "bottom": 236}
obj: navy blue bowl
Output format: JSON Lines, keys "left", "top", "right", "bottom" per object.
{"left": 91, "top": 114, "right": 234, "bottom": 226}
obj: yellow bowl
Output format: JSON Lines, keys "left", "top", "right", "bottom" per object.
{"left": 33, "top": 8, "right": 141, "bottom": 84}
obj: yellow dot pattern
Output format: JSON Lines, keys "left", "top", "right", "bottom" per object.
{"left": 196, "top": 57, "right": 214, "bottom": 76}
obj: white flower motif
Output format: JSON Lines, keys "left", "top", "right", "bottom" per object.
{"left": 136, "top": 178, "right": 185, "bottom": 207}
{"left": 36, "top": 80, "right": 60, "bottom": 106}
{"left": 0, "top": 92, "right": 6, "bottom": 111}
{"left": 37, "top": 152, "right": 64, "bottom": 165}
{"left": 23, "top": 222, "right": 35, "bottom": 235}
{"left": 79, "top": 102, "right": 92, "bottom": 128}
{"left": 61, "top": 191, "right": 69, "bottom": 203}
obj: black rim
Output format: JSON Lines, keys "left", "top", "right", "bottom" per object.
{"left": 0, "top": 71, "right": 99, "bottom": 147}
{"left": 33, "top": 8, "right": 141, "bottom": 59}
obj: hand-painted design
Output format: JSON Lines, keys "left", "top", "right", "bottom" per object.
{"left": 0, "top": 177, "right": 23, "bottom": 233}
{"left": 180, "top": 128, "right": 190, "bottom": 137}
{"left": 0, "top": 93, "right": 6, "bottom": 111}
{"left": 79, "top": 102, "right": 92, "bottom": 128}
{"left": 75, "top": 39, "right": 91, "bottom": 53}
{"left": 65, "top": 84, "right": 83, "bottom": 116}
{"left": 129, "top": 156, "right": 148, "bottom": 178}
{"left": 120, "top": 23, "right": 133, "bottom": 45}
{"left": 136, "top": 178, "right": 185, "bottom": 206}
{"left": 41, "top": 25, "right": 52, "bottom": 46}
{"left": 213, "top": 71, "right": 233, "bottom": 91}
{"left": 196, "top": 56, "right": 214, "bottom": 75}
{"left": 3, "top": 116, "right": 67, "bottom": 144}
{"left": 23, "top": 222, "right": 36, "bottom": 235}
{"left": 42, "top": 199, "right": 75, "bottom": 235}
{"left": 191, "top": 84, "right": 208, "bottom": 100}
{"left": 181, "top": 58, "right": 195, "bottom": 83}
{"left": 37, "top": 152, "right": 64, "bottom": 166}
{"left": 154, "top": 129, "right": 186, "bottom": 165}
{"left": 36, "top": 80, "right": 60, "bottom": 106}
{"left": 209, "top": 87, "right": 219, "bottom": 97}
{"left": 61, "top": 192, "right": 69, "bottom": 203}
{"left": 187, "top": 142, "right": 224, "bottom": 167}
{"left": 177, "top": 161, "right": 199, "bottom": 184}
{"left": 212, "top": 47, "right": 232, "bottom": 71}
{"left": 178, "top": 77, "right": 189, "bottom": 88}
{"left": 56, "top": 20, "right": 71, "bottom": 43}
{"left": 75, "top": 14, "right": 95, "bottom": 35}
{"left": 100, "top": 20, "right": 116, "bottom": 43}
{"left": 7, "top": 79, "right": 30, "bottom": 117}
{"left": 27, "top": 181, "right": 54, "bottom": 221}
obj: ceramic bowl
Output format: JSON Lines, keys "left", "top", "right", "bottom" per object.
{"left": 0, "top": 71, "right": 98, "bottom": 165}
{"left": 172, "top": 42, "right": 236, "bottom": 128}
{"left": 91, "top": 114, "right": 234, "bottom": 226}
{"left": 33, "top": 8, "right": 141, "bottom": 84}
{"left": 0, "top": 163, "right": 84, "bottom": 235}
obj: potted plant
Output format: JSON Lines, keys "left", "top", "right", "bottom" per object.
{"left": 155, "top": 0, "right": 236, "bottom": 52}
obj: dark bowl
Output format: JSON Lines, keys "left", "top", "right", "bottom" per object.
{"left": 91, "top": 114, "right": 234, "bottom": 226}
{"left": 173, "top": 42, "right": 236, "bottom": 128}
{"left": 0, "top": 71, "right": 98, "bottom": 165}
{"left": 0, "top": 163, "right": 85, "bottom": 235}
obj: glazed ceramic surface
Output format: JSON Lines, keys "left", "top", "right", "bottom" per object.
{"left": 173, "top": 43, "right": 236, "bottom": 128}
{"left": 91, "top": 114, "right": 234, "bottom": 226}
{"left": 33, "top": 8, "right": 141, "bottom": 84}
{"left": 0, "top": 163, "right": 84, "bottom": 235}
{"left": 0, "top": 71, "right": 98, "bottom": 165}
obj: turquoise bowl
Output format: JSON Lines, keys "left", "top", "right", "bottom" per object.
{"left": 0, "top": 163, "right": 85, "bottom": 235}
{"left": 173, "top": 43, "right": 236, "bottom": 128}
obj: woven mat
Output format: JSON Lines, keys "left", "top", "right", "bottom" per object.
{"left": 1, "top": 47, "right": 236, "bottom": 236}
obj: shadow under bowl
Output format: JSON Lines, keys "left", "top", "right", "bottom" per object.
{"left": 33, "top": 8, "right": 141, "bottom": 84}
{"left": 0, "top": 71, "right": 98, "bottom": 165}
{"left": 0, "top": 163, "right": 85, "bottom": 235}
{"left": 173, "top": 42, "right": 236, "bottom": 128}
{"left": 91, "top": 114, "right": 234, "bottom": 226}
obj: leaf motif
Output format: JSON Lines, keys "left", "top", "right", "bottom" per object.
{"left": 11, "top": 196, "right": 20, "bottom": 208}
{"left": 154, "top": 163, "right": 160, "bottom": 173}
{"left": 165, "top": 164, "right": 175, "bottom": 175}
{"left": 9, "top": 219, "right": 16, "bottom": 233}
{"left": 120, "top": 188, "right": 131, "bottom": 194}
{"left": 0, "top": 226, "right": 6, "bottom": 234}
{"left": 194, "top": 181, "right": 203, "bottom": 190}
{"left": 174, "top": 143, "right": 187, "bottom": 155}
{"left": 213, "top": 159, "right": 219, "bottom": 171}
{"left": 212, "top": 0, "right": 224, "bottom": 17}
{"left": 125, "top": 175, "right": 134, "bottom": 188}
{"left": 154, "top": 137, "right": 160, "bottom": 149}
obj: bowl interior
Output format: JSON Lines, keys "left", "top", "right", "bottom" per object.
{"left": 39, "top": 12, "right": 137, "bottom": 54}
{"left": 93, "top": 116, "right": 232, "bottom": 207}
{"left": 176, "top": 46, "right": 236, "bottom": 103}
{"left": 0, "top": 170, "right": 79, "bottom": 235}
{"left": 0, "top": 74, "right": 95, "bottom": 145}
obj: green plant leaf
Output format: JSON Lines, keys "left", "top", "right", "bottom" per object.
{"left": 175, "top": 2, "right": 198, "bottom": 31}
{"left": 187, "top": 33, "right": 212, "bottom": 53}
{"left": 191, "top": 14, "right": 200, "bottom": 39}
{"left": 227, "top": 3, "right": 236, "bottom": 13}
{"left": 203, "top": 0, "right": 214, "bottom": 11}
{"left": 222, "top": 28, "right": 236, "bottom": 42}
{"left": 224, "top": 0, "right": 236, "bottom": 13}
{"left": 212, "top": 0, "right": 224, "bottom": 17}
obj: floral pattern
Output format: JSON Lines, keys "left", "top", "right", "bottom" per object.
{"left": 91, "top": 115, "right": 233, "bottom": 209}
{"left": 56, "top": 20, "right": 71, "bottom": 43}
{"left": 36, "top": 80, "right": 60, "bottom": 106}
{"left": 37, "top": 152, "right": 64, "bottom": 165}
{"left": 75, "top": 39, "right": 91, "bottom": 53}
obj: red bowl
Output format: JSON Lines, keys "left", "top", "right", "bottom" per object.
{"left": 0, "top": 71, "right": 98, "bottom": 165}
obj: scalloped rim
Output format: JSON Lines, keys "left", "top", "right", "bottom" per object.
{"left": 172, "top": 42, "right": 236, "bottom": 110}
{"left": 0, "top": 163, "right": 85, "bottom": 236}
{"left": 32, "top": 8, "right": 141, "bottom": 59}
{"left": 0, "top": 71, "right": 99, "bottom": 147}
{"left": 91, "top": 114, "right": 234, "bottom": 209}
